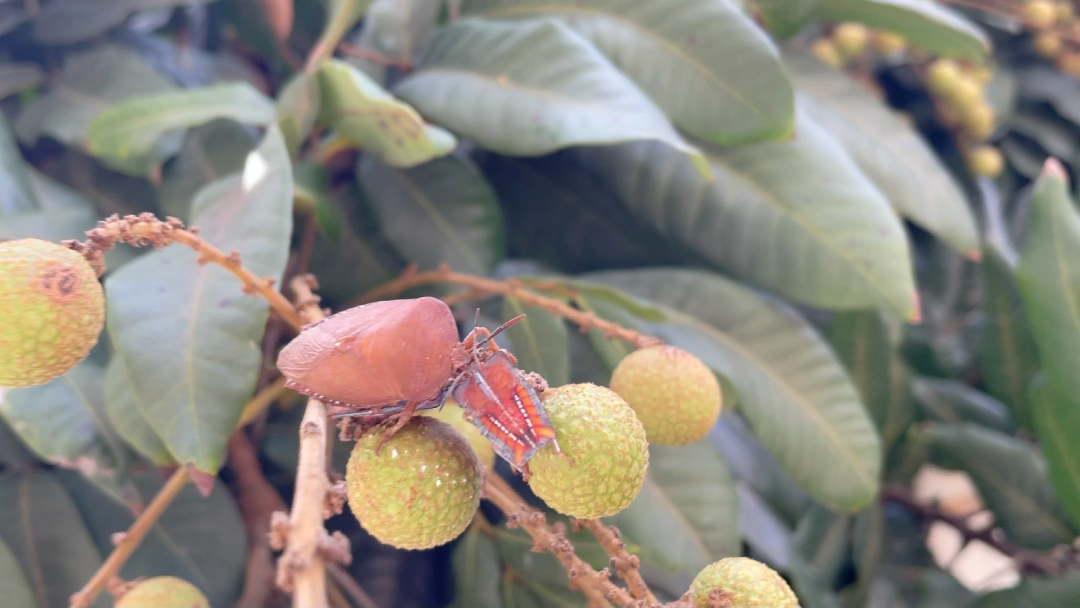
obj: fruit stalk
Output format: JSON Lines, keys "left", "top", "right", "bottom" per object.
{"left": 355, "top": 264, "right": 663, "bottom": 350}
{"left": 274, "top": 274, "right": 338, "bottom": 607}
{"left": 580, "top": 519, "right": 659, "bottom": 606}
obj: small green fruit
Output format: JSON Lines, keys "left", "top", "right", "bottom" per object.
{"left": 1035, "top": 31, "right": 1063, "bottom": 58}
{"left": 832, "top": 22, "right": 869, "bottom": 60}
{"left": 1025, "top": 0, "right": 1057, "bottom": 27}
{"left": 422, "top": 399, "right": 497, "bottom": 470}
{"left": 525, "top": 383, "right": 648, "bottom": 519}
{"left": 609, "top": 346, "right": 722, "bottom": 446}
{"left": 967, "top": 145, "right": 1005, "bottom": 178}
{"left": 961, "top": 101, "right": 996, "bottom": 140}
{"left": 345, "top": 416, "right": 482, "bottom": 550}
{"left": 810, "top": 38, "right": 843, "bottom": 68}
{"left": 945, "top": 76, "right": 983, "bottom": 111}
{"left": 115, "top": 576, "right": 210, "bottom": 608}
{"left": 871, "top": 30, "right": 906, "bottom": 55}
{"left": 926, "top": 59, "right": 961, "bottom": 96}
{"left": 0, "top": 239, "right": 104, "bottom": 387}
{"left": 689, "top": 557, "right": 800, "bottom": 608}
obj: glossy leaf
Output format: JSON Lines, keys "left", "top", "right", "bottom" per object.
{"left": 0, "top": 362, "right": 138, "bottom": 507}
{"left": 15, "top": 45, "right": 177, "bottom": 147}
{"left": 277, "top": 72, "right": 321, "bottom": 158}
{"left": 0, "top": 63, "right": 43, "bottom": 100}
{"left": 500, "top": 296, "right": 570, "bottom": 387}
{"left": 924, "top": 422, "right": 1075, "bottom": 549}
{"left": 0, "top": 471, "right": 106, "bottom": 608}
{"left": 318, "top": 60, "right": 456, "bottom": 168}
{"left": 157, "top": 119, "right": 259, "bottom": 221}
{"left": 450, "top": 526, "right": 502, "bottom": 608}
{"left": 754, "top": 0, "right": 817, "bottom": 38}
{"left": 86, "top": 82, "right": 275, "bottom": 175}
{"left": 0, "top": 535, "right": 36, "bottom": 608}
{"left": 607, "top": 441, "right": 740, "bottom": 576}
{"left": 576, "top": 108, "right": 918, "bottom": 319}
{"left": 103, "top": 127, "right": 293, "bottom": 473}
{"left": 811, "top": 0, "right": 990, "bottom": 59}
{"left": 395, "top": 18, "right": 709, "bottom": 174}
{"left": 104, "top": 357, "right": 173, "bottom": 467}
{"left": 358, "top": 154, "right": 504, "bottom": 275}
{"left": 827, "top": 311, "right": 914, "bottom": 456}
{"left": 58, "top": 469, "right": 246, "bottom": 608}
{"left": 1030, "top": 376, "right": 1080, "bottom": 531}
{"left": 736, "top": 483, "right": 796, "bottom": 570}
{"left": 973, "top": 572, "right": 1080, "bottom": 607}
{"left": 787, "top": 50, "right": 979, "bottom": 256}
{"left": 583, "top": 269, "right": 882, "bottom": 512}
{"left": 460, "top": 0, "right": 796, "bottom": 145}
{"left": 911, "top": 377, "right": 1014, "bottom": 433}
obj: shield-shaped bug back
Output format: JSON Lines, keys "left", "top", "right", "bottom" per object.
{"left": 276, "top": 297, "right": 459, "bottom": 414}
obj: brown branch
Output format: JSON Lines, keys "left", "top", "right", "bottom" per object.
{"left": 229, "top": 429, "right": 288, "bottom": 608}
{"left": 271, "top": 275, "right": 345, "bottom": 608}
{"left": 880, "top": 484, "right": 1064, "bottom": 575}
{"left": 337, "top": 41, "right": 414, "bottom": 70}
{"left": 66, "top": 213, "right": 303, "bottom": 332}
{"left": 482, "top": 474, "right": 632, "bottom": 608}
{"left": 355, "top": 265, "right": 662, "bottom": 350}
{"left": 69, "top": 468, "right": 191, "bottom": 608}
{"left": 326, "top": 563, "right": 378, "bottom": 608}
{"left": 579, "top": 520, "right": 658, "bottom": 605}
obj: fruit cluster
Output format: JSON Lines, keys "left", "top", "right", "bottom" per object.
{"left": 811, "top": 22, "right": 907, "bottom": 69}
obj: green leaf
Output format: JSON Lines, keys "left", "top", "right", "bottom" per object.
{"left": 460, "top": 0, "right": 796, "bottom": 145}
{"left": 0, "top": 535, "right": 36, "bottom": 608}
{"left": 0, "top": 471, "right": 106, "bottom": 608}
{"left": 973, "top": 572, "right": 1080, "bottom": 607}
{"left": 30, "top": 0, "right": 219, "bottom": 45}
{"left": 583, "top": 269, "right": 882, "bottom": 512}
{"left": 499, "top": 296, "right": 570, "bottom": 387}
{"left": 103, "top": 127, "right": 293, "bottom": 474}
{"left": 358, "top": 154, "right": 504, "bottom": 274}
{"left": 608, "top": 441, "right": 739, "bottom": 577}
{"left": 0, "top": 63, "right": 43, "bottom": 100}
{"left": 86, "top": 82, "right": 275, "bottom": 176}
{"left": 15, "top": 45, "right": 177, "bottom": 147}
{"left": 450, "top": 527, "right": 502, "bottom": 608}
{"left": 1030, "top": 375, "right": 1080, "bottom": 531}
{"left": 911, "top": 378, "right": 1014, "bottom": 433}
{"left": 395, "top": 18, "right": 709, "bottom": 176}
{"left": 0, "top": 362, "right": 138, "bottom": 507}
{"left": 293, "top": 161, "right": 343, "bottom": 241}
{"left": 811, "top": 0, "right": 990, "bottom": 59}
{"left": 0, "top": 115, "right": 38, "bottom": 215}
{"left": 309, "top": 0, "right": 377, "bottom": 66}
{"left": 104, "top": 356, "right": 173, "bottom": 467}
{"left": 786, "top": 49, "right": 979, "bottom": 256}
{"left": 317, "top": 60, "right": 456, "bottom": 168}
{"left": 980, "top": 241, "right": 1039, "bottom": 430}
{"left": 924, "top": 422, "right": 1075, "bottom": 549}
{"left": 277, "top": 72, "right": 321, "bottom": 158}
{"left": 827, "top": 311, "right": 914, "bottom": 455}
{"left": 157, "top": 119, "right": 259, "bottom": 221}
{"left": 753, "top": 0, "right": 818, "bottom": 38}
{"left": 58, "top": 469, "right": 246, "bottom": 608}
{"left": 577, "top": 107, "right": 918, "bottom": 319}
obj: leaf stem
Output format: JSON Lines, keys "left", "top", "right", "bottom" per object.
{"left": 355, "top": 265, "right": 662, "bottom": 350}
{"left": 68, "top": 468, "right": 191, "bottom": 608}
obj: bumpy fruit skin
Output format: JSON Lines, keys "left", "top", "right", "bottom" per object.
{"left": 526, "top": 384, "right": 648, "bottom": 519}
{"left": 422, "top": 399, "right": 497, "bottom": 470}
{"left": 810, "top": 38, "right": 842, "bottom": 68}
{"left": 345, "top": 416, "right": 482, "bottom": 550}
{"left": 1025, "top": 0, "right": 1057, "bottom": 27}
{"left": 0, "top": 239, "right": 104, "bottom": 387}
{"left": 689, "top": 557, "right": 800, "bottom": 608}
{"left": 926, "top": 59, "right": 961, "bottom": 96}
{"left": 832, "top": 22, "right": 869, "bottom": 59}
{"left": 609, "top": 346, "right": 722, "bottom": 446}
{"left": 967, "top": 145, "right": 1005, "bottom": 177}
{"left": 961, "top": 101, "right": 995, "bottom": 140}
{"left": 115, "top": 576, "right": 210, "bottom": 608}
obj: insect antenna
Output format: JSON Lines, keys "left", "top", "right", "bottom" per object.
{"left": 475, "top": 313, "right": 526, "bottom": 352}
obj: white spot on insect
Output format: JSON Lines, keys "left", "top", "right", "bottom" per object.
{"left": 243, "top": 151, "right": 269, "bottom": 192}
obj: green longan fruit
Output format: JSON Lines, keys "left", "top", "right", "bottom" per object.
{"left": 422, "top": 399, "right": 497, "bottom": 470}
{"left": 832, "top": 22, "right": 869, "bottom": 60}
{"left": 525, "top": 384, "right": 648, "bottom": 519}
{"left": 609, "top": 345, "right": 722, "bottom": 446}
{"left": 1025, "top": 0, "right": 1058, "bottom": 27}
{"left": 967, "top": 145, "right": 1005, "bottom": 178}
{"left": 961, "top": 101, "right": 996, "bottom": 140}
{"left": 345, "top": 416, "right": 482, "bottom": 550}
{"left": 927, "top": 59, "right": 961, "bottom": 96}
{"left": 872, "top": 30, "right": 907, "bottom": 55}
{"left": 115, "top": 576, "right": 210, "bottom": 608}
{"left": 810, "top": 38, "right": 843, "bottom": 68}
{"left": 0, "top": 239, "right": 104, "bottom": 387}
{"left": 689, "top": 557, "right": 800, "bottom": 608}
{"left": 1035, "top": 31, "right": 1063, "bottom": 58}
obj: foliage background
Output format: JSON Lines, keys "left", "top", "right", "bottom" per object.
{"left": 1, "top": 0, "right": 1080, "bottom": 607}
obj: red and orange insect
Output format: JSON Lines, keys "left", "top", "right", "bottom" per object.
{"left": 276, "top": 297, "right": 562, "bottom": 472}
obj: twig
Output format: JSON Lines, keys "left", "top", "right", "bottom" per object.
{"left": 482, "top": 474, "right": 631, "bottom": 608}
{"left": 579, "top": 520, "right": 658, "bottom": 605}
{"left": 239, "top": 376, "right": 291, "bottom": 427}
{"left": 230, "top": 429, "right": 288, "bottom": 608}
{"left": 326, "top": 563, "right": 378, "bottom": 608}
{"left": 271, "top": 275, "right": 345, "bottom": 608}
{"left": 880, "top": 484, "right": 1064, "bottom": 575}
{"left": 337, "top": 41, "right": 414, "bottom": 70}
{"left": 355, "top": 265, "right": 662, "bottom": 350}
{"left": 66, "top": 213, "right": 304, "bottom": 331}
{"left": 69, "top": 468, "right": 191, "bottom": 608}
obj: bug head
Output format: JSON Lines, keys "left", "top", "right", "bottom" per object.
{"left": 452, "top": 311, "right": 525, "bottom": 369}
